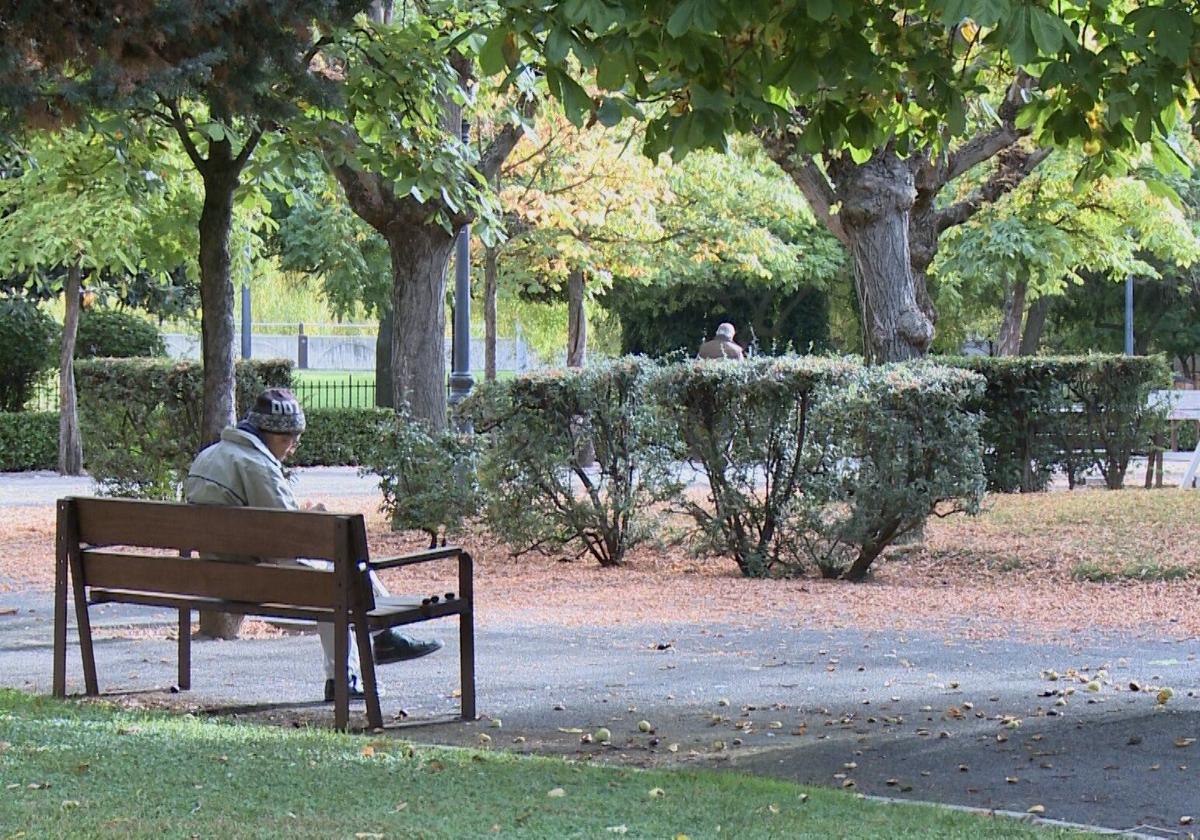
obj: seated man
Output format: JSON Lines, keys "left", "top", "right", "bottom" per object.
{"left": 697, "top": 322, "right": 745, "bottom": 360}
{"left": 184, "top": 387, "right": 441, "bottom": 701}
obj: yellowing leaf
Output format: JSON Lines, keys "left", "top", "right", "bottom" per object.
{"left": 547, "top": 787, "right": 566, "bottom": 798}
{"left": 648, "top": 787, "right": 666, "bottom": 798}
{"left": 1028, "top": 805, "right": 1046, "bottom": 815}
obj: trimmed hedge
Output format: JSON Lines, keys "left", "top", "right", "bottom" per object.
{"left": 291, "top": 407, "right": 394, "bottom": 467}
{"left": 75, "top": 308, "right": 166, "bottom": 359}
{"left": 75, "top": 358, "right": 293, "bottom": 498}
{"left": 0, "top": 411, "right": 58, "bottom": 471}
{"left": 0, "top": 299, "right": 58, "bottom": 412}
{"left": 944, "top": 355, "right": 1171, "bottom": 491}
{"left": 465, "top": 358, "right": 681, "bottom": 567}
{"left": 653, "top": 357, "right": 985, "bottom": 580}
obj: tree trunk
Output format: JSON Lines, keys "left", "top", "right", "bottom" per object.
{"left": 996, "top": 275, "right": 1028, "bottom": 356}
{"left": 57, "top": 261, "right": 84, "bottom": 475}
{"left": 833, "top": 152, "right": 933, "bottom": 363}
{"left": 197, "top": 143, "right": 240, "bottom": 446}
{"left": 387, "top": 225, "right": 456, "bottom": 432}
{"left": 197, "top": 141, "right": 244, "bottom": 641}
{"left": 567, "top": 269, "right": 586, "bottom": 368}
{"left": 1020, "top": 296, "right": 1050, "bottom": 355}
{"left": 375, "top": 306, "right": 394, "bottom": 408}
{"left": 484, "top": 242, "right": 498, "bottom": 383}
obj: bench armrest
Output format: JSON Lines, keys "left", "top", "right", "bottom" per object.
{"left": 368, "top": 546, "right": 465, "bottom": 571}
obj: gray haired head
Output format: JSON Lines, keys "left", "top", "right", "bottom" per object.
{"left": 715, "top": 322, "right": 736, "bottom": 341}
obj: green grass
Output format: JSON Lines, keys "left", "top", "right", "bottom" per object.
{"left": 0, "top": 690, "right": 1096, "bottom": 839}
{"left": 1070, "top": 561, "right": 1197, "bottom": 582}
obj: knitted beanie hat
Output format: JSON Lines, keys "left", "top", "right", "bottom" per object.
{"left": 715, "top": 322, "right": 736, "bottom": 340}
{"left": 245, "top": 388, "right": 306, "bottom": 434}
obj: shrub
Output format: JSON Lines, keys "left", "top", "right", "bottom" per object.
{"left": 652, "top": 356, "right": 858, "bottom": 577}
{"left": 75, "top": 308, "right": 166, "bottom": 358}
{"left": 1063, "top": 355, "right": 1170, "bottom": 490}
{"left": 0, "top": 299, "right": 58, "bottom": 412}
{"left": 292, "top": 407, "right": 395, "bottom": 467}
{"left": 944, "top": 355, "right": 1171, "bottom": 492}
{"left": 799, "top": 364, "right": 986, "bottom": 580}
{"left": 362, "top": 408, "right": 481, "bottom": 546}
{"left": 466, "top": 358, "right": 681, "bottom": 567}
{"left": 0, "top": 410, "right": 57, "bottom": 471}
{"left": 75, "top": 358, "right": 292, "bottom": 498}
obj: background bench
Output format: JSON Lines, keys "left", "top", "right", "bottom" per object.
{"left": 52, "top": 496, "right": 475, "bottom": 730}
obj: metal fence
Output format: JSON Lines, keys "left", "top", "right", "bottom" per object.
{"left": 22, "top": 375, "right": 379, "bottom": 412}
{"left": 291, "top": 376, "right": 378, "bottom": 409}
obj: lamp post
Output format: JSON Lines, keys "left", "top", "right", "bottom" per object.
{"left": 1124, "top": 276, "right": 1134, "bottom": 355}
{"left": 449, "top": 117, "right": 474, "bottom": 409}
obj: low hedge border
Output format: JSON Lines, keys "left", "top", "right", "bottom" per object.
{"left": 0, "top": 411, "right": 58, "bottom": 471}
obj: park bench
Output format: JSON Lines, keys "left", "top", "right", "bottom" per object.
{"left": 52, "top": 496, "right": 475, "bottom": 731}
{"left": 1146, "top": 390, "right": 1200, "bottom": 488}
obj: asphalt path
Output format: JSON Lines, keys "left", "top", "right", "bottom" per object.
{"left": 1, "top": 586, "right": 1196, "bottom": 836}
{"left": 2, "top": 464, "right": 1198, "bottom": 835}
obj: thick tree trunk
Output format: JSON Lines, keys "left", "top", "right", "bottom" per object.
{"left": 57, "top": 262, "right": 84, "bottom": 475}
{"left": 1020, "top": 296, "right": 1050, "bottom": 356}
{"left": 567, "top": 269, "right": 586, "bottom": 368}
{"left": 197, "top": 141, "right": 244, "bottom": 641}
{"left": 375, "top": 306, "right": 394, "bottom": 408}
{"left": 484, "top": 242, "right": 498, "bottom": 383}
{"left": 834, "top": 152, "right": 933, "bottom": 363}
{"left": 387, "top": 225, "right": 456, "bottom": 432}
{"left": 197, "top": 145, "right": 239, "bottom": 447}
{"left": 996, "top": 275, "right": 1029, "bottom": 356}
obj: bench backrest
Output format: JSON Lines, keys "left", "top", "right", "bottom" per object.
{"left": 58, "top": 497, "right": 373, "bottom": 611}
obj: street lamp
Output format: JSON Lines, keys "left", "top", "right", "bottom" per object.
{"left": 449, "top": 117, "right": 474, "bottom": 408}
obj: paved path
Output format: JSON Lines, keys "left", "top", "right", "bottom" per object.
{"left": 2, "top": 586, "right": 1196, "bottom": 835}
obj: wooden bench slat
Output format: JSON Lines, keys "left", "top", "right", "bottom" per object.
{"left": 72, "top": 497, "right": 354, "bottom": 561}
{"left": 81, "top": 551, "right": 340, "bottom": 609}
{"left": 88, "top": 590, "right": 339, "bottom": 622}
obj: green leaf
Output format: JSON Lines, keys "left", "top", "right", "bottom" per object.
{"left": 1005, "top": 6, "right": 1036, "bottom": 67}
{"left": 807, "top": 0, "right": 833, "bottom": 22}
{"left": 479, "top": 27, "right": 509, "bottom": 76}
{"left": 666, "top": 0, "right": 698, "bottom": 37}
{"left": 596, "top": 50, "right": 628, "bottom": 90}
{"left": 1029, "top": 8, "right": 1064, "bottom": 55}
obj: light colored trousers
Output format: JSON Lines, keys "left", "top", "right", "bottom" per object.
{"left": 294, "top": 560, "right": 389, "bottom": 680}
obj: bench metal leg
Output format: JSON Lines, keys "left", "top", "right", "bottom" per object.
{"left": 333, "top": 614, "right": 349, "bottom": 731}
{"left": 69, "top": 555, "right": 98, "bottom": 696}
{"left": 53, "top": 511, "right": 69, "bottom": 698}
{"left": 460, "top": 607, "right": 476, "bottom": 720}
{"left": 354, "top": 613, "right": 382, "bottom": 730}
{"left": 178, "top": 609, "right": 191, "bottom": 690}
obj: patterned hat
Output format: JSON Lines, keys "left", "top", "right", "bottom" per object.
{"left": 246, "top": 388, "right": 306, "bottom": 434}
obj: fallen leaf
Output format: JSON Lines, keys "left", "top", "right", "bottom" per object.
{"left": 360, "top": 746, "right": 375, "bottom": 758}
{"left": 1157, "top": 687, "right": 1175, "bottom": 705}
{"left": 1028, "top": 805, "right": 1045, "bottom": 815}
{"left": 547, "top": 787, "right": 566, "bottom": 798}
{"left": 605, "top": 827, "right": 628, "bottom": 835}
{"left": 768, "top": 804, "right": 780, "bottom": 814}
{"left": 648, "top": 787, "right": 665, "bottom": 798}
{"left": 1175, "top": 737, "right": 1196, "bottom": 748}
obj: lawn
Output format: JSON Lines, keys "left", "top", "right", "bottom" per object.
{"left": 0, "top": 690, "right": 1097, "bottom": 839}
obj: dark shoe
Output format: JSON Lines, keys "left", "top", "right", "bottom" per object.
{"left": 323, "top": 674, "right": 385, "bottom": 702}
{"left": 372, "top": 629, "right": 443, "bottom": 664}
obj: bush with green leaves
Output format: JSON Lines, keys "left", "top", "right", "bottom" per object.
{"left": 292, "top": 407, "right": 393, "bottom": 467}
{"left": 74, "top": 307, "right": 166, "bottom": 358}
{"left": 75, "top": 358, "right": 292, "bottom": 498}
{"left": 0, "top": 410, "right": 57, "bottom": 471}
{"left": 1063, "top": 355, "right": 1171, "bottom": 489}
{"left": 466, "top": 358, "right": 682, "bottom": 567}
{"left": 652, "top": 356, "right": 858, "bottom": 577}
{"left": 0, "top": 299, "right": 58, "bottom": 412}
{"left": 944, "top": 355, "right": 1170, "bottom": 491}
{"left": 799, "top": 364, "right": 986, "bottom": 580}
{"left": 362, "top": 408, "right": 481, "bottom": 547}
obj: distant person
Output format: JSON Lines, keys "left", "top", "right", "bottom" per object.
{"left": 698, "top": 322, "right": 745, "bottom": 360}
{"left": 184, "top": 387, "right": 442, "bottom": 703}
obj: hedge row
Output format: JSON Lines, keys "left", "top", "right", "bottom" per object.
{"left": 944, "top": 355, "right": 1170, "bottom": 491}
{"left": 74, "top": 358, "right": 293, "bottom": 497}
{"left": 0, "top": 411, "right": 58, "bottom": 471}
{"left": 441, "top": 356, "right": 985, "bottom": 580}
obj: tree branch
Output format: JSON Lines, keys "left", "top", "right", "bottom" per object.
{"left": 162, "top": 97, "right": 207, "bottom": 173}
{"left": 757, "top": 129, "right": 849, "bottom": 247}
{"left": 935, "top": 146, "right": 1053, "bottom": 233}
